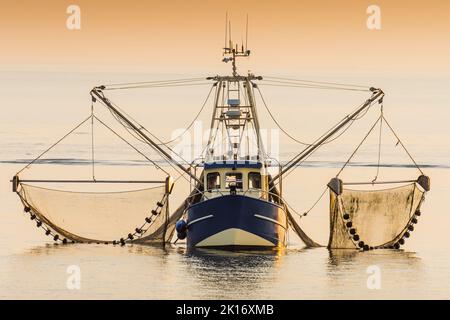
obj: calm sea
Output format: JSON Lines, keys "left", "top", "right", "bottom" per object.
{"left": 0, "top": 70, "right": 449, "bottom": 299}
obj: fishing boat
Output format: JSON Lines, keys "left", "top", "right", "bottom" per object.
{"left": 178, "top": 37, "right": 285, "bottom": 247}
{"left": 171, "top": 25, "right": 382, "bottom": 249}
{"left": 11, "top": 17, "right": 430, "bottom": 251}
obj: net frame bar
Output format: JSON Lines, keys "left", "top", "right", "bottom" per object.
{"left": 11, "top": 179, "right": 165, "bottom": 184}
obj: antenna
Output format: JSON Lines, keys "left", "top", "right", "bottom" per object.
{"left": 221, "top": 14, "right": 251, "bottom": 76}
{"left": 245, "top": 14, "right": 248, "bottom": 52}
{"left": 224, "top": 12, "right": 228, "bottom": 54}
{"left": 229, "top": 20, "right": 232, "bottom": 49}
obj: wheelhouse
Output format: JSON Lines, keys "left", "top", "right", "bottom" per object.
{"left": 203, "top": 161, "right": 268, "bottom": 200}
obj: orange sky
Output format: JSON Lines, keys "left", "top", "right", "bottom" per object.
{"left": 1, "top": 0, "right": 449, "bottom": 74}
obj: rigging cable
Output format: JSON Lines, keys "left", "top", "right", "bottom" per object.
{"left": 276, "top": 102, "right": 378, "bottom": 218}
{"left": 335, "top": 115, "right": 382, "bottom": 177}
{"left": 156, "top": 83, "right": 216, "bottom": 145}
{"left": 97, "top": 96, "right": 196, "bottom": 169}
{"left": 301, "top": 186, "right": 329, "bottom": 218}
{"left": 335, "top": 108, "right": 424, "bottom": 179}
{"left": 255, "top": 86, "right": 375, "bottom": 149}
{"left": 105, "top": 84, "right": 213, "bottom": 147}
{"left": 263, "top": 76, "right": 371, "bottom": 89}
{"left": 99, "top": 82, "right": 216, "bottom": 152}
{"left": 102, "top": 78, "right": 210, "bottom": 90}
{"left": 93, "top": 95, "right": 208, "bottom": 191}
{"left": 270, "top": 97, "right": 377, "bottom": 187}
{"left": 99, "top": 94, "right": 188, "bottom": 180}
{"left": 94, "top": 111, "right": 206, "bottom": 196}
{"left": 259, "top": 76, "right": 372, "bottom": 94}
{"left": 282, "top": 98, "right": 377, "bottom": 172}
{"left": 92, "top": 115, "right": 169, "bottom": 175}
{"left": 382, "top": 114, "right": 424, "bottom": 175}
{"left": 255, "top": 86, "right": 312, "bottom": 146}
{"left": 373, "top": 103, "right": 384, "bottom": 182}
{"left": 101, "top": 77, "right": 207, "bottom": 88}
{"left": 102, "top": 82, "right": 212, "bottom": 91}
{"left": 104, "top": 106, "right": 192, "bottom": 180}
{"left": 16, "top": 115, "right": 92, "bottom": 175}
{"left": 91, "top": 101, "right": 96, "bottom": 180}
{"left": 258, "top": 82, "right": 370, "bottom": 92}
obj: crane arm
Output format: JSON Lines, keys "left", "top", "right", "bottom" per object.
{"left": 90, "top": 87, "right": 202, "bottom": 185}
{"left": 270, "top": 88, "right": 385, "bottom": 184}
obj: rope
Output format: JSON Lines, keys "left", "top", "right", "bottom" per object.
{"left": 259, "top": 82, "right": 370, "bottom": 93}
{"left": 96, "top": 97, "right": 193, "bottom": 174}
{"left": 91, "top": 102, "right": 96, "bottom": 180}
{"left": 101, "top": 77, "right": 206, "bottom": 88}
{"left": 156, "top": 83, "right": 216, "bottom": 145}
{"left": 264, "top": 76, "right": 371, "bottom": 89}
{"left": 382, "top": 114, "right": 424, "bottom": 175}
{"left": 94, "top": 97, "right": 207, "bottom": 196}
{"left": 93, "top": 115, "right": 169, "bottom": 175}
{"left": 334, "top": 109, "right": 423, "bottom": 179}
{"left": 16, "top": 115, "right": 92, "bottom": 175}
{"left": 336, "top": 116, "right": 382, "bottom": 177}
{"left": 256, "top": 87, "right": 311, "bottom": 145}
{"left": 257, "top": 86, "right": 375, "bottom": 148}
{"left": 302, "top": 186, "right": 329, "bottom": 217}
{"left": 99, "top": 95, "right": 197, "bottom": 167}
{"left": 259, "top": 77, "right": 371, "bottom": 92}
{"left": 281, "top": 98, "right": 376, "bottom": 171}
{"left": 269, "top": 98, "right": 376, "bottom": 188}
{"left": 373, "top": 107, "right": 383, "bottom": 182}
{"left": 280, "top": 196, "right": 306, "bottom": 219}
{"left": 103, "top": 82, "right": 212, "bottom": 91}
{"left": 275, "top": 184, "right": 329, "bottom": 219}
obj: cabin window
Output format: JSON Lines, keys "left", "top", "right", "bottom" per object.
{"left": 206, "top": 172, "right": 221, "bottom": 190}
{"left": 225, "top": 172, "right": 243, "bottom": 189}
{"left": 248, "top": 172, "right": 261, "bottom": 189}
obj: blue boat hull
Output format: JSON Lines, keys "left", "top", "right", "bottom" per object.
{"left": 186, "top": 195, "right": 288, "bottom": 248}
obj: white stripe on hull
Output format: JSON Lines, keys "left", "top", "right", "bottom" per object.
{"left": 195, "top": 228, "right": 275, "bottom": 247}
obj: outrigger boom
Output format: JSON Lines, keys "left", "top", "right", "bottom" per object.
{"left": 90, "top": 88, "right": 203, "bottom": 185}
{"left": 270, "top": 87, "right": 385, "bottom": 184}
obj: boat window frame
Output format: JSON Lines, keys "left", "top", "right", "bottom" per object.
{"left": 224, "top": 172, "right": 243, "bottom": 189}
{"left": 248, "top": 172, "right": 262, "bottom": 189}
{"left": 206, "top": 172, "right": 221, "bottom": 191}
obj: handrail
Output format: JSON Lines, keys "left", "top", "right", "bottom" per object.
{"left": 193, "top": 187, "right": 291, "bottom": 214}
{"left": 243, "top": 188, "right": 290, "bottom": 212}
{"left": 188, "top": 190, "right": 210, "bottom": 201}
{"left": 203, "top": 189, "right": 225, "bottom": 197}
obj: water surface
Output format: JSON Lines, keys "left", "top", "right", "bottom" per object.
{"left": 0, "top": 70, "right": 449, "bottom": 299}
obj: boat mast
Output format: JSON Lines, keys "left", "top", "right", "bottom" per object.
{"left": 205, "top": 16, "right": 264, "bottom": 162}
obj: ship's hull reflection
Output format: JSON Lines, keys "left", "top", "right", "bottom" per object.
{"left": 181, "top": 247, "right": 286, "bottom": 295}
